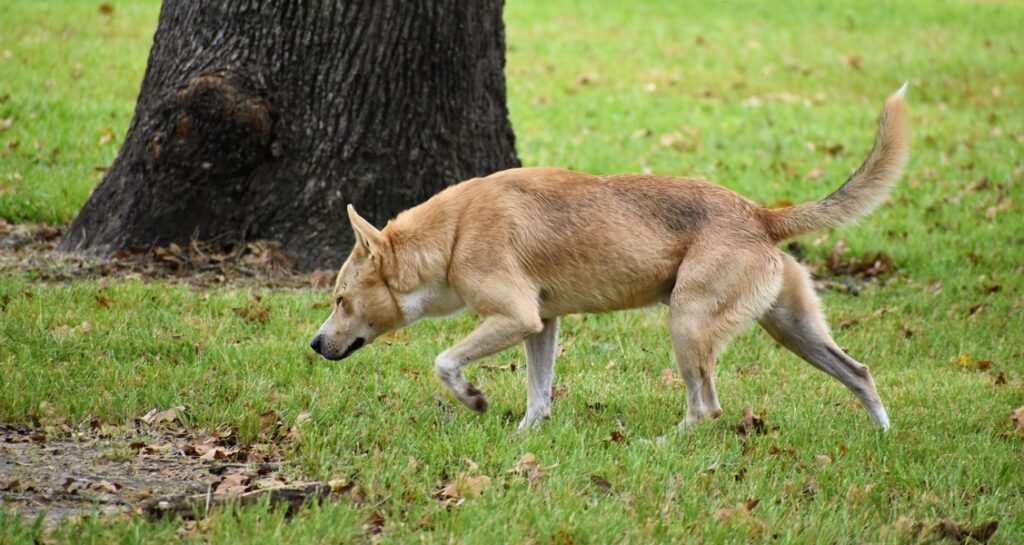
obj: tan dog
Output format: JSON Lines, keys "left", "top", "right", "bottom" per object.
{"left": 310, "top": 85, "right": 909, "bottom": 431}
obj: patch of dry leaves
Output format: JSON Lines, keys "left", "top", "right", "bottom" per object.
{"left": 0, "top": 222, "right": 335, "bottom": 288}
{"left": 1, "top": 404, "right": 319, "bottom": 527}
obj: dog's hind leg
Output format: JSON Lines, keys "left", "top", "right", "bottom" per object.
{"left": 519, "top": 318, "right": 559, "bottom": 430}
{"left": 434, "top": 290, "right": 544, "bottom": 414}
{"left": 758, "top": 254, "right": 890, "bottom": 430}
{"left": 669, "top": 244, "right": 783, "bottom": 429}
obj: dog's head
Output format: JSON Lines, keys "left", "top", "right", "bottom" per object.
{"left": 309, "top": 205, "right": 403, "bottom": 361}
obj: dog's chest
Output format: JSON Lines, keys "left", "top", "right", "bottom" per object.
{"left": 398, "top": 280, "right": 465, "bottom": 323}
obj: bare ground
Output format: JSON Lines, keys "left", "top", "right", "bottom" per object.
{"left": 0, "top": 421, "right": 309, "bottom": 528}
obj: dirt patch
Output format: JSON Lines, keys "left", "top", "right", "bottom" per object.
{"left": 0, "top": 424, "right": 290, "bottom": 527}
{"left": 0, "top": 220, "right": 335, "bottom": 289}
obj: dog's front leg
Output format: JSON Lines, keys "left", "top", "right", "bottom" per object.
{"left": 435, "top": 311, "right": 544, "bottom": 414}
{"left": 519, "top": 317, "right": 559, "bottom": 430}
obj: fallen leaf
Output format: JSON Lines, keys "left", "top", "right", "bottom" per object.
{"left": 843, "top": 54, "right": 862, "bottom": 70}
{"left": 363, "top": 511, "right": 386, "bottom": 538}
{"left": 329, "top": 478, "right": 354, "bottom": 494}
{"left": 932, "top": 519, "right": 998, "bottom": 543}
{"left": 218, "top": 473, "right": 251, "bottom": 489}
{"left": 233, "top": 303, "right": 270, "bottom": 324}
{"left": 713, "top": 500, "right": 766, "bottom": 535}
{"left": 98, "top": 3, "right": 114, "bottom": 15}
{"left": 507, "top": 452, "right": 550, "bottom": 484}
{"left": 98, "top": 126, "right": 114, "bottom": 147}
{"left": 603, "top": 429, "right": 628, "bottom": 444}
{"left": 803, "top": 476, "right": 821, "bottom": 498}
{"left": 439, "top": 473, "right": 490, "bottom": 500}
{"left": 140, "top": 405, "right": 185, "bottom": 427}
{"left": 94, "top": 295, "right": 115, "bottom": 308}
{"left": 660, "top": 368, "right": 684, "bottom": 387}
{"left": 735, "top": 407, "right": 767, "bottom": 440}
{"left": 814, "top": 454, "right": 832, "bottom": 466}
{"left": 52, "top": 321, "right": 92, "bottom": 338}
{"left": 87, "top": 480, "right": 121, "bottom": 494}
{"left": 1011, "top": 406, "right": 1024, "bottom": 434}
{"left": 508, "top": 452, "right": 540, "bottom": 476}
{"left": 589, "top": 475, "right": 612, "bottom": 493}
{"left": 953, "top": 353, "right": 992, "bottom": 371}
{"left": 197, "top": 445, "right": 238, "bottom": 462}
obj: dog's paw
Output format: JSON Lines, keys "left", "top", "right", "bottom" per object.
{"left": 461, "top": 383, "right": 489, "bottom": 413}
{"left": 517, "top": 409, "right": 549, "bottom": 431}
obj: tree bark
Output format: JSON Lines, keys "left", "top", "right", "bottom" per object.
{"left": 59, "top": 0, "right": 519, "bottom": 271}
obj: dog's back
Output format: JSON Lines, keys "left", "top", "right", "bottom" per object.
{"left": 430, "top": 169, "right": 767, "bottom": 316}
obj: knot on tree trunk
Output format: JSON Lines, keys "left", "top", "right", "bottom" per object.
{"left": 147, "top": 72, "right": 272, "bottom": 177}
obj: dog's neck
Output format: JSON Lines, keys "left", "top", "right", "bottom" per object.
{"left": 382, "top": 197, "right": 464, "bottom": 323}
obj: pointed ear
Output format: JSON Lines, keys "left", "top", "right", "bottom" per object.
{"left": 347, "top": 204, "right": 383, "bottom": 255}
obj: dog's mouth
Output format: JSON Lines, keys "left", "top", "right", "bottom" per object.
{"left": 337, "top": 337, "right": 366, "bottom": 360}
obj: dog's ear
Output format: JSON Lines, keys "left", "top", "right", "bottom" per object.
{"left": 347, "top": 204, "right": 384, "bottom": 256}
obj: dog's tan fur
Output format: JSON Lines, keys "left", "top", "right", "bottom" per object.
{"left": 312, "top": 86, "right": 909, "bottom": 430}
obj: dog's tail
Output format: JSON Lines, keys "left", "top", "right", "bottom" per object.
{"left": 761, "top": 84, "right": 909, "bottom": 242}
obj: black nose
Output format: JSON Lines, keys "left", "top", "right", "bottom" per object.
{"left": 309, "top": 334, "right": 323, "bottom": 354}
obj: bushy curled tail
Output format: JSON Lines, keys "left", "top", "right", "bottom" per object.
{"left": 763, "top": 84, "right": 910, "bottom": 241}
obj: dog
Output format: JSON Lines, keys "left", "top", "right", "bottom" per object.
{"left": 310, "top": 84, "right": 908, "bottom": 431}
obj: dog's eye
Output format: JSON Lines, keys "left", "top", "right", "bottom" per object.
{"left": 335, "top": 296, "right": 344, "bottom": 307}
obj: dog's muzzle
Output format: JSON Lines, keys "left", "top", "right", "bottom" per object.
{"left": 309, "top": 334, "right": 365, "bottom": 361}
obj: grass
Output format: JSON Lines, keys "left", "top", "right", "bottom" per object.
{"left": 2, "top": 0, "right": 1023, "bottom": 543}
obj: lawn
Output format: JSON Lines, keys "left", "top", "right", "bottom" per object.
{"left": 2, "top": 0, "right": 1023, "bottom": 543}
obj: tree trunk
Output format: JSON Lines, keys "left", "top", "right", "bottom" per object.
{"left": 59, "top": 0, "right": 519, "bottom": 271}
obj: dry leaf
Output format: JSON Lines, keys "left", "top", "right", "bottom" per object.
{"left": 439, "top": 473, "right": 490, "bottom": 499}
{"left": 660, "top": 368, "right": 684, "bottom": 387}
{"left": 87, "top": 480, "right": 122, "bottom": 494}
{"left": 140, "top": 406, "right": 185, "bottom": 426}
{"left": 713, "top": 500, "right": 765, "bottom": 535}
{"left": 1011, "top": 406, "right": 1024, "bottom": 434}
{"left": 932, "top": 519, "right": 998, "bottom": 543}
{"left": 509, "top": 453, "right": 540, "bottom": 476}
{"left": 603, "top": 429, "right": 628, "bottom": 444}
{"left": 94, "top": 295, "right": 115, "bottom": 308}
{"left": 363, "top": 511, "right": 386, "bottom": 538}
{"left": 98, "top": 3, "right": 114, "bottom": 15}
{"left": 953, "top": 353, "right": 992, "bottom": 371}
{"left": 589, "top": 475, "right": 612, "bottom": 493}
{"left": 198, "top": 446, "right": 237, "bottom": 461}
{"left": 98, "top": 126, "right": 114, "bottom": 147}
{"left": 233, "top": 303, "right": 270, "bottom": 324}
{"left": 328, "top": 478, "right": 354, "bottom": 494}
{"left": 735, "top": 407, "right": 767, "bottom": 440}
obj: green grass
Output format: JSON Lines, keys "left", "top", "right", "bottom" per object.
{"left": 2, "top": 0, "right": 1024, "bottom": 543}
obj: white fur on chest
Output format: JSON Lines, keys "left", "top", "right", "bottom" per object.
{"left": 397, "top": 279, "right": 465, "bottom": 324}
